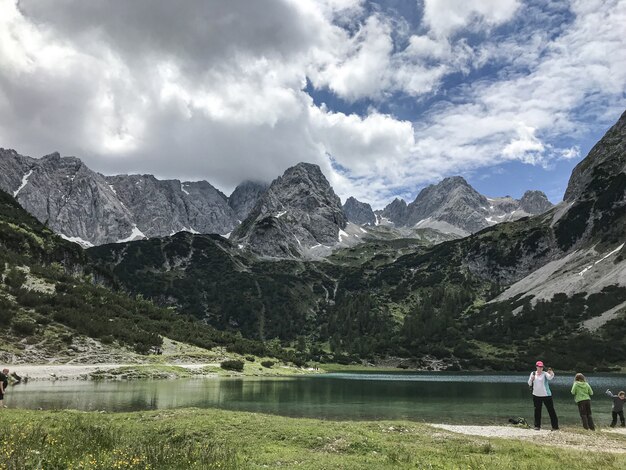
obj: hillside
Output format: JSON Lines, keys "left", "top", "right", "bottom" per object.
{"left": 0, "top": 188, "right": 297, "bottom": 365}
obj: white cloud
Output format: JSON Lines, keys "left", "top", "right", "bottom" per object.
{"left": 559, "top": 146, "right": 581, "bottom": 160}
{"left": 309, "top": 104, "right": 415, "bottom": 176}
{"left": 501, "top": 124, "right": 545, "bottom": 163}
{"left": 422, "top": 0, "right": 521, "bottom": 38}
{"left": 308, "top": 14, "right": 394, "bottom": 101}
{"left": 0, "top": 0, "right": 624, "bottom": 211}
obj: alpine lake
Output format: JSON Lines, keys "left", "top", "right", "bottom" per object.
{"left": 7, "top": 372, "right": 626, "bottom": 426}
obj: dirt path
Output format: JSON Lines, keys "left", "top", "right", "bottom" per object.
{"left": 431, "top": 424, "right": 626, "bottom": 453}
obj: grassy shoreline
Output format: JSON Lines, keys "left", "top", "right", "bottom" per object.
{"left": 1, "top": 408, "right": 625, "bottom": 469}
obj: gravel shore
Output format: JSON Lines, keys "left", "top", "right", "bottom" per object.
{"left": 431, "top": 424, "right": 626, "bottom": 453}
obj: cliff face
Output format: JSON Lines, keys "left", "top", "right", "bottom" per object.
{"left": 106, "top": 174, "right": 238, "bottom": 239}
{"left": 564, "top": 110, "right": 626, "bottom": 203}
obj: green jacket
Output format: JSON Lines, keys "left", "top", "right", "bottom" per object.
{"left": 571, "top": 381, "right": 593, "bottom": 403}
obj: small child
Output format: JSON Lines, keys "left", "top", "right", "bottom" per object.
{"left": 605, "top": 389, "right": 626, "bottom": 427}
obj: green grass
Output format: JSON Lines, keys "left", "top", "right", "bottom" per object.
{"left": 3, "top": 409, "right": 625, "bottom": 469}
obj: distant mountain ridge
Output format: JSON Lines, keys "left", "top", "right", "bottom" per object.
{"left": 1, "top": 147, "right": 551, "bottom": 253}
{"left": 0, "top": 148, "right": 259, "bottom": 246}
{"left": 377, "top": 176, "right": 552, "bottom": 236}
{"left": 84, "top": 109, "right": 626, "bottom": 372}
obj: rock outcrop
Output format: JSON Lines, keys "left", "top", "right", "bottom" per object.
{"left": 380, "top": 198, "right": 408, "bottom": 225}
{"left": 520, "top": 190, "right": 553, "bottom": 214}
{"left": 564, "top": 110, "right": 626, "bottom": 203}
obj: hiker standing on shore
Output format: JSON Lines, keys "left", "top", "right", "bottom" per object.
{"left": 528, "top": 361, "right": 559, "bottom": 431}
{"left": 0, "top": 368, "right": 9, "bottom": 408}
{"left": 571, "top": 373, "right": 595, "bottom": 430}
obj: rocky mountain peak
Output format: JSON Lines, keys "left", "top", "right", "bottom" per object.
{"left": 41, "top": 151, "right": 61, "bottom": 161}
{"left": 439, "top": 175, "right": 472, "bottom": 189}
{"left": 231, "top": 162, "right": 346, "bottom": 258}
{"left": 278, "top": 162, "right": 331, "bottom": 189}
{"left": 342, "top": 197, "right": 376, "bottom": 225}
{"left": 380, "top": 198, "right": 408, "bottom": 225}
{"left": 520, "top": 190, "right": 552, "bottom": 214}
{"left": 404, "top": 176, "right": 488, "bottom": 231}
{"left": 0, "top": 148, "right": 19, "bottom": 157}
{"left": 378, "top": 176, "right": 553, "bottom": 236}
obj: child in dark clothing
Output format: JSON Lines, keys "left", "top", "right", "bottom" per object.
{"left": 605, "top": 389, "right": 625, "bottom": 427}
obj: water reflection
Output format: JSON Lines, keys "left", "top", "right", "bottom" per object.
{"left": 6, "top": 373, "right": 626, "bottom": 425}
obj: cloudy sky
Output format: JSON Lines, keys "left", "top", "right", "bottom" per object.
{"left": 1, "top": 0, "right": 625, "bottom": 208}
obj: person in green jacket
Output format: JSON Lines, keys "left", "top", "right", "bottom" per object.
{"left": 571, "top": 373, "right": 595, "bottom": 430}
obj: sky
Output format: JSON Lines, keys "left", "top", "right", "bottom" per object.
{"left": 0, "top": 0, "right": 625, "bottom": 208}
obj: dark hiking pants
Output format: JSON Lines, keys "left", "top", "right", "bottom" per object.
{"left": 533, "top": 395, "right": 559, "bottom": 429}
{"left": 611, "top": 410, "right": 625, "bottom": 427}
{"left": 577, "top": 400, "right": 595, "bottom": 430}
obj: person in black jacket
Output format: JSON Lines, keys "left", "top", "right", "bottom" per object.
{"left": 0, "top": 368, "right": 9, "bottom": 408}
{"left": 606, "top": 389, "right": 626, "bottom": 427}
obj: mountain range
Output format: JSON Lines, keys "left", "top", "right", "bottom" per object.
{"left": 0, "top": 149, "right": 266, "bottom": 247}
{"left": 375, "top": 177, "right": 553, "bottom": 236}
{"left": 0, "top": 148, "right": 553, "bottom": 256}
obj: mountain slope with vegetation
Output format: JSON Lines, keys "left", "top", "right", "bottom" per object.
{"left": 0, "top": 188, "right": 300, "bottom": 365}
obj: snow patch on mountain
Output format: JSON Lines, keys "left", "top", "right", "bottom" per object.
{"left": 578, "top": 243, "right": 624, "bottom": 276}
{"left": 60, "top": 233, "right": 94, "bottom": 248}
{"left": 13, "top": 169, "right": 33, "bottom": 197}
{"left": 117, "top": 224, "right": 146, "bottom": 243}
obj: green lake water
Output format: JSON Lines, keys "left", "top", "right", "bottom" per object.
{"left": 6, "top": 372, "right": 626, "bottom": 426}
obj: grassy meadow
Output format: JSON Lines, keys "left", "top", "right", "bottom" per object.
{"left": 1, "top": 408, "right": 625, "bottom": 469}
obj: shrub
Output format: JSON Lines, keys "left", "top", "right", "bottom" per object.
{"left": 12, "top": 320, "right": 36, "bottom": 336}
{"left": 260, "top": 361, "right": 274, "bottom": 368}
{"left": 220, "top": 360, "right": 244, "bottom": 372}
{"left": 0, "top": 298, "right": 15, "bottom": 325}
{"left": 5, "top": 268, "right": 26, "bottom": 288}
{"left": 101, "top": 335, "right": 115, "bottom": 344}
{"left": 245, "top": 355, "right": 255, "bottom": 362}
